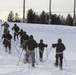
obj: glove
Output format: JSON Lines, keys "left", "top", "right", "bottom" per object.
{"left": 52, "top": 44, "right": 55, "bottom": 48}
{"left": 46, "top": 44, "right": 48, "bottom": 47}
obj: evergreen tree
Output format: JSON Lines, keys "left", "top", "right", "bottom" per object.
{"left": 65, "top": 14, "right": 73, "bottom": 26}
{"left": 39, "top": 11, "right": 47, "bottom": 24}
{"left": 33, "top": 14, "right": 40, "bottom": 23}
{"left": 26, "top": 9, "right": 35, "bottom": 23}
{"left": 51, "top": 14, "right": 61, "bottom": 25}
{"left": 14, "top": 13, "right": 21, "bottom": 22}
{"left": 60, "top": 16, "right": 66, "bottom": 25}
{"left": 7, "top": 11, "right": 14, "bottom": 22}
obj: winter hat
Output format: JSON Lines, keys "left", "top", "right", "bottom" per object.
{"left": 58, "top": 38, "right": 62, "bottom": 43}
{"left": 30, "top": 35, "right": 33, "bottom": 39}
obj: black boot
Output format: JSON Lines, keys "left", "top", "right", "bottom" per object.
{"left": 9, "top": 51, "right": 11, "bottom": 54}
{"left": 54, "top": 63, "right": 58, "bottom": 67}
{"left": 60, "top": 65, "right": 63, "bottom": 70}
{"left": 32, "top": 63, "right": 35, "bottom": 67}
{"left": 40, "top": 58, "right": 42, "bottom": 62}
{"left": 5, "top": 48, "right": 7, "bottom": 52}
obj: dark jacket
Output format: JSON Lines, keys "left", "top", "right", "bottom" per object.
{"left": 25, "top": 38, "right": 37, "bottom": 51}
{"left": 2, "top": 33, "right": 12, "bottom": 45}
{"left": 12, "top": 25, "right": 20, "bottom": 33}
{"left": 1, "top": 22, "right": 9, "bottom": 29}
{"left": 38, "top": 43, "right": 47, "bottom": 51}
{"left": 18, "top": 29, "right": 23, "bottom": 37}
{"left": 2, "top": 33, "right": 12, "bottom": 40}
{"left": 1, "top": 22, "right": 9, "bottom": 34}
{"left": 21, "top": 33, "right": 29, "bottom": 41}
{"left": 52, "top": 43, "right": 65, "bottom": 52}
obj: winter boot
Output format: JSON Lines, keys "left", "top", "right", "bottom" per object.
{"left": 9, "top": 51, "right": 11, "bottom": 54}
{"left": 40, "top": 58, "right": 43, "bottom": 62}
{"left": 5, "top": 48, "right": 7, "bottom": 52}
{"left": 23, "top": 61, "right": 26, "bottom": 64}
{"left": 60, "top": 65, "right": 63, "bottom": 70}
{"left": 54, "top": 63, "right": 58, "bottom": 67}
{"left": 32, "top": 63, "right": 35, "bottom": 67}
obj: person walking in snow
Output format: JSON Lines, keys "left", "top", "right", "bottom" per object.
{"left": 12, "top": 24, "right": 20, "bottom": 41}
{"left": 24, "top": 35, "right": 37, "bottom": 67}
{"left": 21, "top": 31, "right": 29, "bottom": 50}
{"left": 37, "top": 39, "right": 47, "bottom": 62}
{"left": 52, "top": 38, "right": 66, "bottom": 70}
{"left": 18, "top": 29, "right": 24, "bottom": 46}
{"left": 2, "top": 31, "right": 12, "bottom": 54}
{"left": 1, "top": 22, "right": 9, "bottom": 34}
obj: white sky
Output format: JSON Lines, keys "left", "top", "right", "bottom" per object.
{"left": 0, "top": 0, "right": 75, "bottom": 21}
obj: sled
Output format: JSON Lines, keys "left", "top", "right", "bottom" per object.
{"left": 21, "top": 51, "right": 32, "bottom": 64}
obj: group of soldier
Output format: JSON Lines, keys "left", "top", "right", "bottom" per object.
{"left": 1, "top": 22, "right": 66, "bottom": 70}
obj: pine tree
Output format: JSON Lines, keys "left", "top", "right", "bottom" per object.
{"left": 27, "top": 9, "right": 35, "bottom": 23}
{"left": 7, "top": 11, "right": 14, "bottom": 22}
{"left": 39, "top": 11, "right": 47, "bottom": 24}
{"left": 14, "top": 13, "right": 21, "bottom": 22}
{"left": 66, "top": 14, "right": 73, "bottom": 26}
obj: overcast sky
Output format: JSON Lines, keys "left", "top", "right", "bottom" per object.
{"left": 0, "top": 0, "right": 75, "bottom": 21}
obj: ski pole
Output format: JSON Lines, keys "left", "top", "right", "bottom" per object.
{"left": 17, "top": 49, "right": 23, "bottom": 65}
{"left": 63, "top": 53, "right": 67, "bottom": 66}
{"left": 36, "top": 48, "right": 38, "bottom": 65}
{"left": 44, "top": 47, "right": 52, "bottom": 62}
{"left": 0, "top": 25, "right": 2, "bottom": 36}
{"left": 46, "top": 47, "right": 48, "bottom": 59}
{"left": 0, "top": 38, "right": 2, "bottom": 50}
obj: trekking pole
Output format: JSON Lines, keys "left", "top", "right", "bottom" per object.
{"left": 44, "top": 47, "right": 52, "bottom": 62}
{"left": 17, "top": 49, "right": 23, "bottom": 65}
{"left": 63, "top": 53, "right": 68, "bottom": 66}
{"left": 0, "top": 38, "right": 2, "bottom": 50}
{"left": 36, "top": 48, "right": 38, "bottom": 65}
{"left": 0, "top": 25, "right": 2, "bottom": 36}
{"left": 46, "top": 47, "right": 48, "bottom": 59}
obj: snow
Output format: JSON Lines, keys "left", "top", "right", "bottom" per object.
{"left": 0, "top": 22, "right": 76, "bottom": 75}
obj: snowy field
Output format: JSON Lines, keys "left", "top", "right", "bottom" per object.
{"left": 0, "top": 22, "right": 76, "bottom": 75}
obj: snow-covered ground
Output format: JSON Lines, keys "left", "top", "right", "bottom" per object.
{"left": 0, "top": 22, "right": 76, "bottom": 75}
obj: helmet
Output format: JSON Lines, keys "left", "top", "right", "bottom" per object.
{"left": 40, "top": 39, "right": 43, "bottom": 43}
{"left": 21, "top": 29, "right": 23, "bottom": 32}
{"left": 14, "top": 24, "right": 17, "bottom": 26}
{"left": 30, "top": 35, "right": 33, "bottom": 39}
{"left": 4, "top": 22, "right": 7, "bottom": 24}
{"left": 52, "top": 44, "right": 55, "bottom": 48}
{"left": 58, "top": 38, "right": 62, "bottom": 43}
{"left": 23, "top": 31, "right": 26, "bottom": 34}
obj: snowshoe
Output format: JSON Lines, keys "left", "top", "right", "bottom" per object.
{"left": 39, "top": 58, "right": 43, "bottom": 62}
{"left": 54, "top": 63, "right": 58, "bottom": 67}
{"left": 9, "top": 51, "right": 11, "bottom": 54}
{"left": 60, "top": 65, "right": 63, "bottom": 70}
{"left": 32, "top": 63, "right": 35, "bottom": 67}
{"left": 20, "top": 45, "right": 22, "bottom": 48}
{"left": 5, "top": 49, "right": 7, "bottom": 52}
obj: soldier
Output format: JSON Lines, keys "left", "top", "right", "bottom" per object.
{"left": 1, "top": 22, "right": 9, "bottom": 34}
{"left": 21, "top": 31, "right": 29, "bottom": 50}
{"left": 18, "top": 29, "right": 24, "bottom": 46}
{"left": 24, "top": 35, "right": 37, "bottom": 67}
{"left": 2, "top": 31, "right": 12, "bottom": 54}
{"left": 12, "top": 24, "right": 20, "bottom": 41}
{"left": 37, "top": 39, "right": 47, "bottom": 62}
{"left": 52, "top": 38, "right": 66, "bottom": 70}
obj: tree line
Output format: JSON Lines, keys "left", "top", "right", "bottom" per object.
{"left": 2, "top": 9, "right": 75, "bottom": 26}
